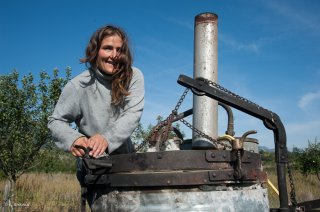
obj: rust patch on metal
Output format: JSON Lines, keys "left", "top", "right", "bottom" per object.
{"left": 82, "top": 149, "right": 267, "bottom": 187}
{"left": 195, "top": 12, "right": 218, "bottom": 24}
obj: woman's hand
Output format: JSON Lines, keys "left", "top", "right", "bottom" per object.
{"left": 88, "top": 134, "right": 108, "bottom": 158}
{"left": 70, "top": 136, "right": 89, "bottom": 157}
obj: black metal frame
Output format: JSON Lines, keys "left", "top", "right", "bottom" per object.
{"left": 84, "top": 149, "right": 266, "bottom": 187}
{"left": 177, "top": 75, "right": 290, "bottom": 209}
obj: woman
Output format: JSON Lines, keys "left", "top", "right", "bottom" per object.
{"left": 48, "top": 25, "right": 144, "bottom": 208}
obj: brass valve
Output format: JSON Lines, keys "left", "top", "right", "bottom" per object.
{"left": 232, "top": 130, "right": 257, "bottom": 151}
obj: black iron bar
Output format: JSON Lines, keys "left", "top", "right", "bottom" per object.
{"left": 177, "top": 74, "right": 289, "bottom": 209}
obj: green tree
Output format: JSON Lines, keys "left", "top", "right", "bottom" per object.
{"left": 131, "top": 115, "right": 186, "bottom": 152}
{"left": 29, "top": 146, "right": 76, "bottom": 173}
{"left": 0, "top": 68, "right": 71, "bottom": 208}
{"left": 296, "top": 138, "right": 320, "bottom": 181}
{"left": 259, "top": 149, "right": 275, "bottom": 166}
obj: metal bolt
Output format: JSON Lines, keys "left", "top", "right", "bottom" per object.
{"left": 167, "top": 180, "right": 171, "bottom": 184}
{"left": 211, "top": 153, "right": 215, "bottom": 158}
{"left": 212, "top": 173, "right": 216, "bottom": 178}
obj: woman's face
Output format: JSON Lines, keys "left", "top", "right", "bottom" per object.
{"left": 97, "top": 35, "right": 123, "bottom": 75}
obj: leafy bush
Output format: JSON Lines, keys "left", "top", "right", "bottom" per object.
{"left": 30, "top": 145, "right": 77, "bottom": 173}
{"left": 0, "top": 68, "right": 71, "bottom": 182}
{"left": 0, "top": 68, "right": 71, "bottom": 207}
{"left": 296, "top": 138, "right": 320, "bottom": 180}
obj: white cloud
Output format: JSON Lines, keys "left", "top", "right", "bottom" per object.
{"left": 286, "top": 120, "right": 320, "bottom": 147}
{"left": 287, "top": 120, "right": 320, "bottom": 134}
{"left": 298, "top": 91, "right": 320, "bottom": 109}
{"left": 264, "top": 1, "right": 320, "bottom": 35}
{"left": 220, "top": 33, "right": 260, "bottom": 53}
{"left": 163, "top": 17, "right": 193, "bottom": 31}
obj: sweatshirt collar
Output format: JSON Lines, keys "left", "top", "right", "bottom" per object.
{"left": 94, "top": 68, "right": 113, "bottom": 81}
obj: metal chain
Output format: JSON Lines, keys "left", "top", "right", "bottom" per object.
{"left": 202, "top": 77, "right": 299, "bottom": 205}
{"left": 136, "top": 76, "right": 299, "bottom": 208}
{"left": 135, "top": 88, "right": 190, "bottom": 152}
{"left": 202, "top": 77, "right": 299, "bottom": 203}
{"left": 200, "top": 78, "right": 272, "bottom": 113}
{"left": 234, "top": 150, "right": 243, "bottom": 179}
{"left": 136, "top": 86, "right": 223, "bottom": 151}
{"left": 173, "top": 88, "right": 190, "bottom": 114}
{"left": 287, "top": 160, "right": 298, "bottom": 206}
{"left": 179, "top": 118, "right": 217, "bottom": 143}
{"left": 137, "top": 78, "right": 245, "bottom": 151}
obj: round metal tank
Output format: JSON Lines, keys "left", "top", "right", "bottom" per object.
{"left": 243, "top": 137, "right": 259, "bottom": 153}
{"left": 91, "top": 185, "right": 269, "bottom": 211}
{"left": 88, "top": 146, "right": 269, "bottom": 211}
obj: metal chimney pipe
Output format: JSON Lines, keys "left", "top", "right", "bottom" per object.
{"left": 193, "top": 12, "right": 218, "bottom": 148}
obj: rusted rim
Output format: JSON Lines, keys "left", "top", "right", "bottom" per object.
{"left": 195, "top": 12, "right": 218, "bottom": 24}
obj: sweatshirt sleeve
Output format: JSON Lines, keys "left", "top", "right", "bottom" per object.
{"left": 47, "top": 81, "right": 84, "bottom": 150}
{"left": 103, "top": 68, "right": 145, "bottom": 154}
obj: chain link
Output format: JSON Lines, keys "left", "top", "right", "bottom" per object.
{"left": 136, "top": 85, "right": 221, "bottom": 151}
{"left": 201, "top": 77, "right": 298, "bottom": 203}
{"left": 179, "top": 118, "right": 217, "bottom": 144}
{"left": 287, "top": 160, "right": 297, "bottom": 206}
{"left": 199, "top": 78, "right": 272, "bottom": 113}
{"left": 173, "top": 88, "right": 189, "bottom": 114}
{"left": 135, "top": 88, "right": 190, "bottom": 152}
{"left": 202, "top": 77, "right": 298, "bottom": 206}
{"left": 136, "top": 76, "right": 298, "bottom": 207}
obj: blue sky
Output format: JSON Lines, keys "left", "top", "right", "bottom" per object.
{"left": 1, "top": 0, "right": 319, "bottom": 149}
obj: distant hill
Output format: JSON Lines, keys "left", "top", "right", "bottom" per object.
{"left": 258, "top": 146, "right": 275, "bottom": 152}
{"left": 259, "top": 145, "right": 298, "bottom": 152}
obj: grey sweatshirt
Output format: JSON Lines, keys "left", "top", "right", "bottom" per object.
{"left": 48, "top": 67, "right": 144, "bottom": 154}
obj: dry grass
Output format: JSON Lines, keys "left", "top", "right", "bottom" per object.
{"left": 0, "top": 170, "right": 319, "bottom": 211}
{"left": 0, "top": 173, "right": 82, "bottom": 211}
{"left": 265, "top": 167, "right": 320, "bottom": 208}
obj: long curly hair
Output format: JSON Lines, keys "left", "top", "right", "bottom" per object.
{"left": 80, "top": 25, "right": 133, "bottom": 105}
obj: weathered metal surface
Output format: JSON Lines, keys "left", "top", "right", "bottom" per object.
{"left": 195, "top": 12, "right": 218, "bottom": 24}
{"left": 91, "top": 185, "right": 269, "bottom": 212}
{"left": 296, "top": 199, "right": 320, "bottom": 211}
{"left": 177, "top": 75, "right": 288, "bottom": 163}
{"left": 106, "top": 169, "right": 267, "bottom": 187}
{"left": 243, "top": 138, "right": 259, "bottom": 153}
{"left": 193, "top": 12, "right": 219, "bottom": 148}
{"left": 83, "top": 150, "right": 267, "bottom": 187}
{"left": 177, "top": 74, "right": 290, "bottom": 209}
{"left": 108, "top": 150, "right": 261, "bottom": 172}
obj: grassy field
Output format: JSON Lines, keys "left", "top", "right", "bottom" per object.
{"left": 0, "top": 170, "right": 319, "bottom": 211}
{"left": 264, "top": 166, "right": 320, "bottom": 208}
{"left": 0, "top": 173, "right": 81, "bottom": 211}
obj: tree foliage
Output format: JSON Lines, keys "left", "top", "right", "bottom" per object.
{"left": 0, "top": 68, "right": 71, "bottom": 183}
{"left": 259, "top": 149, "right": 275, "bottom": 166}
{"left": 131, "top": 115, "right": 186, "bottom": 152}
{"left": 29, "top": 146, "right": 76, "bottom": 173}
{"left": 295, "top": 138, "right": 320, "bottom": 180}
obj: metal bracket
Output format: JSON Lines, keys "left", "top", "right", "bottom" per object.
{"left": 177, "top": 75, "right": 290, "bottom": 208}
